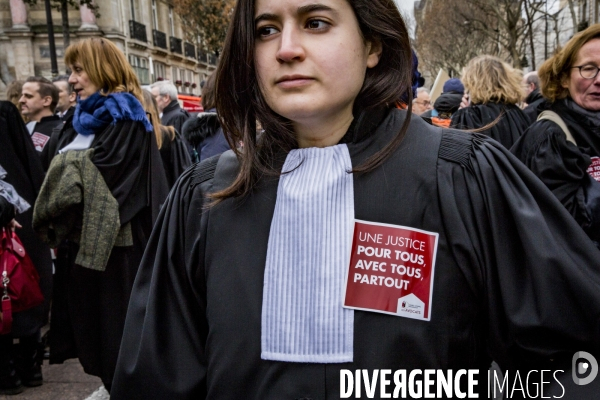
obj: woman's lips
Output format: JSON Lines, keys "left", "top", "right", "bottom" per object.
{"left": 276, "top": 76, "right": 314, "bottom": 89}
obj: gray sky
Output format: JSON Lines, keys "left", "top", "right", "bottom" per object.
{"left": 393, "top": 0, "right": 416, "bottom": 36}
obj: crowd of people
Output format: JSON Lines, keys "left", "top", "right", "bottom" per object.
{"left": 1, "top": 0, "right": 600, "bottom": 398}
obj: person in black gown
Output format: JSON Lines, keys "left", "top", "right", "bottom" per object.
{"left": 35, "top": 38, "right": 169, "bottom": 392}
{"left": 113, "top": 1, "right": 600, "bottom": 399}
{"left": 141, "top": 89, "right": 192, "bottom": 189}
{"left": 512, "top": 24, "right": 600, "bottom": 250}
{"left": 0, "top": 101, "right": 52, "bottom": 395}
{"left": 451, "top": 55, "right": 531, "bottom": 149}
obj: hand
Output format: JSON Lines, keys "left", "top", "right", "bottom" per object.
{"left": 9, "top": 219, "right": 21, "bottom": 231}
{"left": 459, "top": 93, "right": 470, "bottom": 109}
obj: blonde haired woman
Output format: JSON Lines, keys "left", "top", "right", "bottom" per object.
{"left": 36, "top": 37, "right": 169, "bottom": 392}
{"left": 451, "top": 55, "right": 530, "bottom": 149}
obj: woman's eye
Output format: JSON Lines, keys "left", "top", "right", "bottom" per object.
{"left": 306, "top": 19, "right": 329, "bottom": 30}
{"left": 257, "top": 26, "right": 278, "bottom": 37}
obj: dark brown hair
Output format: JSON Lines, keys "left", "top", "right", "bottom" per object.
{"left": 25, "top": 76, "right": 60, "bottom": 112}
{"left": 539, "top": 24, "right": 600, "bottom": 102}
{"left": 201, "top": 73, "right": 217, "bottom": 110}
{"left": 215, "top": 0, "right": 413, "bottom": 200}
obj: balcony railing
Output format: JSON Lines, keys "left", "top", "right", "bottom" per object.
{"left": 132, "top": 66, "right": 150, "bottom": 85}
{"left": 129, "top": 20, "right": 147, "bottom": 43}
{"left": 153, "top": 30, "right": 167, "bottom": 50}
{"left": 198, "top": 51, "right": 218, "bottom": 66}
{"left": 170, "top": 36, "right": 183, "bottom": 54}
{"left": 184, "top": 42, "right": 196, "bottom": 59}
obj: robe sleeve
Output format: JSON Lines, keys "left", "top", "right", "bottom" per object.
{"left": 511, "top": 120, "right": 600, "bottom": 245}
{"left": 112, "top": 157, "right": 218, "bottom": 400}
{"left": 438, "top": 130, "right": 600, "bottom": 371}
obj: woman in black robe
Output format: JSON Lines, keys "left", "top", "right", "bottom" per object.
{"left": 451, "top": 55, "right": 531, "bottom": 149}
{"left": 141, "top": 89, "right": 192, "bottom": 189}
{"left": 35, "top": 38, "right": 169, "bottom": 392}
{"left": 512, "top": 24, "right": 600, "bottom": 249}
{"left": 113, "top": 1, "right": 600, "bottom": 398}
{"left": 0, "top": 101, "right": 52, "bottom": 394}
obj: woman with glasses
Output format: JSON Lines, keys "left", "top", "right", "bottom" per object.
{"left": 512, "top": 24, "right": 600, "bottom": 249}
{"left": 451, "top": 55, "right": 530, "bottom": 149}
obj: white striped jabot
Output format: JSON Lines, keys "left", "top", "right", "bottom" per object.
{"left": 261, "top": 144, "right": 355, "bottom": 363}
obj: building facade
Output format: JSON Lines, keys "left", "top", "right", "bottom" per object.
{"left": 0, "top": 0, "right": 218, "bottom": 98}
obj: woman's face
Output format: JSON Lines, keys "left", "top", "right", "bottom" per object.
{"left": 254, "top": 0, "right": 380, "bottom": 136}
{"left": 562, "top": 38, "right": 600, "bottom": 111}
{"left": 68, "top": 62, "right": 99, "bottom": 101}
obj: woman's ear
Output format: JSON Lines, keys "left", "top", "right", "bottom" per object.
{"left": 366, "top": 39, "right": 382, "bottom": 69}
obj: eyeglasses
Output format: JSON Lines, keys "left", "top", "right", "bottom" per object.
{"left": 571, "top": 64, "right": 600, "bottom": 79}
{"left": 414, "top": 100, "right": 431, "bottom": 107}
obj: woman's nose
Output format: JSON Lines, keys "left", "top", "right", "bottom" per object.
{"left": 276, "top": 26, "right": 306, "bottom": 63}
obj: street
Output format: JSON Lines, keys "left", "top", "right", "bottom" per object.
{"left": 0, "top": 360, "right": 107, "bottom": 400}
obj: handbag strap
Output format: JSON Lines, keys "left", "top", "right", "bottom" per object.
{"left": 537, "top": 110, "right": 577, "bottom": 145}
{"left": 0, "top": 227, "right": 13, "bottom": 334}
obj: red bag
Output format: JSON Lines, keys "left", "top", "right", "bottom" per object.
{"left": 0, "top": 228, "right": 44, "bottom": 334}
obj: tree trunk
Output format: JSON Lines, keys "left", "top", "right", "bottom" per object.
{"left": 566, "top": 0, "right": 578, "bottom": 34}
{"left": 524, "top": 0, "right": 535, "bottom": 70}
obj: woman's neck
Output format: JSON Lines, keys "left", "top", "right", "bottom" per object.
{"left": 294, "top": 112, "right": 354, "bottom": 149}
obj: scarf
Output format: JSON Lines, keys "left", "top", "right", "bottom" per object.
{"left": 73, "top": 91, "right": 153, "bottom": 136}
{"left": 564, "top": 97, "right": 600, "bottom": 128}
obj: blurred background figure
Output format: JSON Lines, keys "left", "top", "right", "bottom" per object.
{"left": 451, "top": 55, "right": 529, "bottom": 149}
{"left": 5, "top": 81, "right": 25, "bottom": 122}
{"left": 422, "top": 78, "right": 464, "bottom": 127}
{"left": 142, "top": 89, "right": 191, "bottom": 188}
{"left": 0, "top": 101, "right": 53, "bottom": 395}
{"left": 412, "top": 87, "right": 432, "bottom": 115}
{"left": 182, "top": 73, "right": 230, "bottom": 163}
{"left": 521, "top": 71, "right": 545, "bottom": 123}
{"left": 149, "top": 80, "right": 190, "bottom": 135}
{"left": 512, "top": 24, "right": 600, "bottom": 249}
{"left": 52, "top": 75, "right": 77, "bottom": 122}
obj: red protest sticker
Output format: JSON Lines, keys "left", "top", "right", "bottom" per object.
{"left": 343, "top": 220, "right": 439, "bottom": 321}
{"left": 586, "top": 156, "right": 600, "bottom": 182}
{"left": 31, "top": 132, "right": 50, "bottom": 152}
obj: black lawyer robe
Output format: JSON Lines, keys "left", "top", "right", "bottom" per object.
{"left": 159, "top": 128, "right": 193, "bottom": 189}
{"left": 0, "top": 101, "right": 52, "bottom": 337}
{"left": 113, "top": 108, "right": 600, "bottom": 399}
{"left": 511, "top": 99, "right": 600, "bottom": 247}
{"left": 41, "top": 117, "right": 169, "bottom": 388}
{"left": 451, "top": 103, "right": 530, "bottom": 149}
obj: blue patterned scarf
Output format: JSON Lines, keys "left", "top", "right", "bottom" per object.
{"left": 73, "top": 91, "right": 153, "bottom": 136}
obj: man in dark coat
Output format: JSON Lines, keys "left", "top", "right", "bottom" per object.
{"left": 150, "top": 80, "right": 190, "bottom": 134}
{"left": 19, "top": 76, "right": 62, "bottom": 153}
{"left": 522, "top": 71, "right": 546, "bottom": 123}
{"left": 52, "top": 75, "right": 76, "bottom": 122}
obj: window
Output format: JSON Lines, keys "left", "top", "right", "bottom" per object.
{"left": 152, "top": 0, "right": 159, "bottom": 30}
{"left": 169, "top": 6, "right": 175, "bottom": 36}
{"left": 129, "top": 54, "right": 150, "bottom": 85}
{"left": 153, "top": 61, "right": 166, "bottom": 82}
{"left": 130, "top": 0, "right": 138, "bottom": 21}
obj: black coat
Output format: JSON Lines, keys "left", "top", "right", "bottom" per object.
{"left": 159, "top": 128, "right": 193, "bottom": 189}
{"left": 113, "top": 107, "right": 600, "bottom": 399}
{"left": 522, "top": 89, "right": 546, "bottom": 124}
{"left": 451, "top": 103, "right": 530, "bottom": 149}
{"left": 511, "top": 99, "right": 600, "bottom": 247}
{"left": 0, "top": 101, "right": 52, "bottom": 337}
{"left": 40, "top": 116, "right": 169, "bottom": 388}
{"left": 161, "top": 100, "right": 190, "bottom": 135}
{"left": 30, "top": 114, "right": 62, "bottom": 153}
